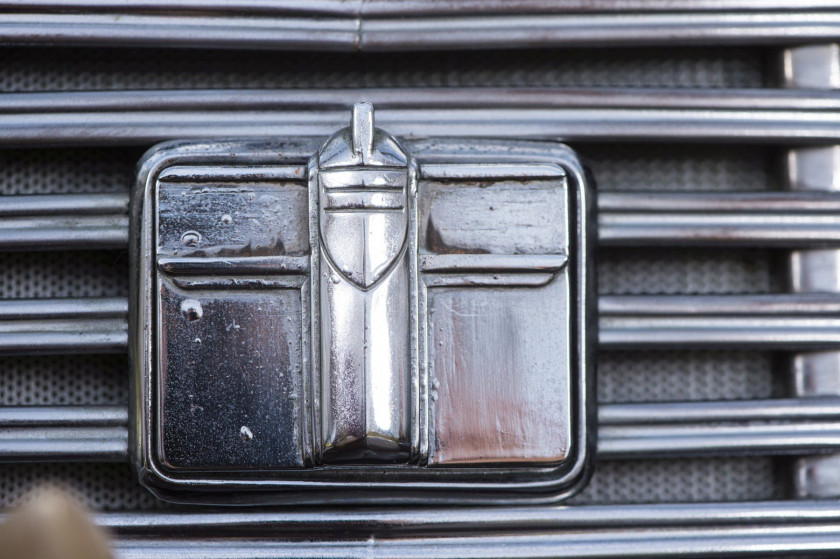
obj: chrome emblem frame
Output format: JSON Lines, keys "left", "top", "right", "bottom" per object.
{"left": 130, "top": 103, "right": 595, "bottom": 504}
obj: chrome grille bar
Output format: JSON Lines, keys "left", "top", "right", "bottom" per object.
{"left": 0, "top": 193, "right": 127, "bottom": 251}
{"left": 77, "top": 500, "right": 840, "bottom": 558}
{"left": 89, "top": 499, "right": 840, "bottom": 534}
{"left": 601, "top": 294, "right": 840, "bottom": 350}
{"left": 7, "top": 400, "right": 840, "bottom": 462}
{"left": 4, "top": 88, "right": 840, "bottom": 112}
{"left": 0, "top": 297, "right": 127, "bottom": 355}
{"left": 6, "top": 295, "right": 840, "bottom": 354}
{"left": 108, "top": 528, "right": 840, "bottom": 558}
{"left": 2, "top": 87, "right": 840, "bottom": 146}
{"left": 599, "top": 398, "right": 840, "bottom": 424}
{"left": 599, "top": 191, "right": 840, "bottom": 247}
{"left": 12, "top": 190, "right": 840, "bottom": 251}
{"left": 0, "top": 406, "right": 126, "bottom": 462}
{"left": 0, "top": 9, "right": 839, "bottom": 51}
{"left": 4, "top": 1, "right": 840, "bottom": 16}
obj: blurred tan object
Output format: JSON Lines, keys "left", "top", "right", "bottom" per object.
{"left": 0, "top": 487, "right": 112, "bottom": 559}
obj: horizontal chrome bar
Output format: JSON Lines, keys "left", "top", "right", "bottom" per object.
{"left": 600, "top": 294, "right": 840, "bottom": 350}
{"left": 8, "top": 88, "right": 840, "bottom": 113}
{"left": 7, "top": 399, "right": 840, "bottom": 462}
{"left": 11, "top": 189, "right": 840, "bottom": 251}
{"left": 0, "top": 193, "right": 128, "bottom": 251}
{"left": 0, "top": 331, "right": 127, "bottom": 355}
{"left": 599, "top": 398, "right": 840, "bottom": 425}
{"left": 106, "top": 526, "right": 840, "bottom": 558}
{"left": 0, "top": 297, "right": 127, "bottom": 320}
{"left": 0, "top": 193, "right": 127, "bottom": 216}
{"left": 0, "top": 406, "right": 127, "bottom": 462}
{"left": 600, "top": 191, "right": 840, "bottom": 247}
{"left": 599, "top": 293, "right": 840, "bottom": 317}
{"left": 3, "top": 1, "right": 839, "bottom": 17}
{"left": 88, "top": 499, "right": 840, "bottom": 535}
{"left": 5, "top": 88, "right": 840, "bottom": 146}
{"left": 0, "top": 9, "right": 839, "bottom": 51}
{"left": 0, "top": 405, "right": 125, "bottom": 426}
{"left": 0, "top": 298, "right": 127, "bottom": 355}
{"left": 599, "top": 421, "right": 840, "bottom": 459}
{"left": 5, "top": 295, "right": 840, "bottom": 354}
{"left": 79, "top": 499, "right": 840, "bottom": 558}
{"left": 0, "top": 406, "right": 126, "bottom": 462}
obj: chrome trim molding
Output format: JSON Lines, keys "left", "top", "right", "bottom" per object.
{"left": 15, "top": 189, "right": 840, "bottom": 251}
{"left": 3, "top": 87, "right": 840, "bottom": 146}
{"left": 0, "top": 5, "right": 839, "bottom": 50}
{"left": 9, "top": 398, "right": 840, "bottom": 462}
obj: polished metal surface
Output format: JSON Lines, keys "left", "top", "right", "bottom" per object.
{"left": 781, "top": 43, "right": 840, "bottom": 500}
{"left": 101, "top": 526, "right": 840, "bottom": 558}
{"left": 20, "top": 189, "right": 840, "bottom": 252}
{"left": 130, "top": 108, "right": 594, "bottom": 504}
{"left": 315, "top": 103, "right": 414, "bottom": 463}
{"left": 5, "top": 11, "right": 840, "bottom": 551}
{"left": 7, "top": 87, "right": 840, "bottom": 146}
{"left": 14, "top": 397, "right": 840, "bottom": 463}
{"left": 0, "top": 297, "right": 126, "bottom": 355}
{"left": 0, "top": 192, "right": 127, "bottom": 251}
{"left": 0, "top": 406, "right": 126, "bottom": 462}
{"left": 86, "top": 499, "right": 840, "bottom": 534}
{"left": 7, "top": 293, "right": 840, "bottom": 356}
{"left": 600, "top": 191, "right": 840, "bottom": 247}
{"left": 600, "top": 294, "right": 840, "bottom": 350}
{"left": 0, "top": 5, "right": 840, "bottom": 51}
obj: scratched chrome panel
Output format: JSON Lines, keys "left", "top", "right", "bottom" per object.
{"left": 130, "top": 104, "right": 594, "bottom": 504}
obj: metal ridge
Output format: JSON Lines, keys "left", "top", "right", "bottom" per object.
{"left": 7, "top": 399, "right": 840, "bottom": 461}
{"left": 103, "top": 527, "right": 840, "bottom": 558}
{"left": 5, "top": 87, "right": 840, "bottom": 146}
{"left": 2, "top": 1, "right": 840, "bottom": 16}
{"left": 87, "top": 499, "right": 840, "bottom": 534}
{"left": 11, "top": 190, "right": 840, "bottom": 251}
{"left": 0, "top": 8, "right": 839, "bottom": 50}
{"left": 7, "top": 294, "right": 840, "bottom": 353}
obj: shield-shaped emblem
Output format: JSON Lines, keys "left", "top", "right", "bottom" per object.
{"left": 317, "top": 103, "right": 409, "bottom": 289}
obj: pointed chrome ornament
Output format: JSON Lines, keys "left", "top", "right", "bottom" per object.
{"left": 314, "top": 103, "right": 416, "bottom": 462}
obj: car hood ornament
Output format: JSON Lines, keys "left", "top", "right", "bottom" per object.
{"left": 130, "top": 103, "right": 595, "bottom": 504}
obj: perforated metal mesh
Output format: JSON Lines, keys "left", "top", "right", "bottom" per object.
{"left": 0, "top": 47, "right": 764, "bottom": 91}
{"left": 0, "top": 46, "right": 786, "bottom": 508}
{"left": 572, "top": 458, "right": 784, "bottom": 505}
{"left": 599, "top": 351, "right": 783, "bottom": 404}
{"left": 0, "top": 464, "right": 162, "bottom": 511}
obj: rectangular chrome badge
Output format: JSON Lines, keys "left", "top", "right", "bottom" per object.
{"left": 130, "top": 104, "right": 595, "bottom": 504}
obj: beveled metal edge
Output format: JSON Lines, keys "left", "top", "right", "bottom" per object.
{"left": 130, "top": 136, "right": 594, "bottom": 505}
{"left": 0, "top": 7, "right": 840, "bottom": 50}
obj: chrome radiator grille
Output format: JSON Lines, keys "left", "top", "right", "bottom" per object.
{"left": 3, "top": 4, "right": 840, "bottom": 553}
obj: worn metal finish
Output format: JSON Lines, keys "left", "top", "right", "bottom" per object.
{"left": 1, "top": 7, "right": 840, "bottom": 51}
{"left": 600, "top": 294, "right": 840, "bottom": 350}
{"left": 9, "top": 293, "right": 840, "bottom": 356}
{"left": 101, "top": 526, "right": 840, "bottom": 558}
{"left": 780, "top": 43, "right": 840, "bottom": 500}
{"left": 22, "top": 189, "right": 840, "bottom": 252}
{"left": 86, "top": 499, "right": 840, "bottom": 535}
{"left": 10, "top": 86, "right": 840, "bottom": 146}
{"left": 130, "top": 107, "right": 594, "bottom": 504}
{"left": 0, "top": 406, "right": 127, "bottom": 462}
{"left": 0, "top": 192, "right": 128, "bottom": 251}
{"left": 14, "top": 397, "right": 840, "bottom": 463}
{"left": 5, "top": 1, "right": 840, "bottom": 16}
{"left": 314, "top": 103, "right": 415, "bottom": 463}
{"left": 600, "top": 191, "right": 840, "bottom": 247}
{"left": 0, "top": 297, "right": 127, "bottom": 355}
